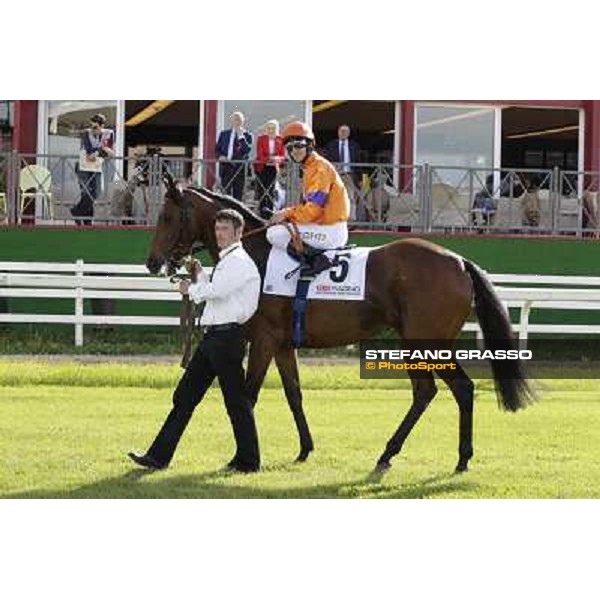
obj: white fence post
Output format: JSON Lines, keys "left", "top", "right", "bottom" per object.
{"left": 75, "top": 259, "right": 84, "bottom": 347}
{"left": 475, "top": 327, "right": 484, "bottom": 349}
{"left": 519, "top": 300, "right": 533, "bottom": 350}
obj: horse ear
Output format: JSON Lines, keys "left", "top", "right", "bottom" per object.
{"left": 162, "top": 168, "right": 176, "bottom": 192}
{"left": 162, "top": 168, "right": 186, "bottom": 204}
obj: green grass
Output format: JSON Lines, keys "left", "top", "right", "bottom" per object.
{"left": 0, "top": 325, "right": 361, "bottom": 356}
{"left": 1, "top": 360, "right": 599, "bottom": 498}
{"left": 0, "top": 324, "right": 184, "bottom": 355}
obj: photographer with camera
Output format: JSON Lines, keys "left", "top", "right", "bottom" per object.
{"left": 71, "top": 113, "right": 115, "bottom": 225}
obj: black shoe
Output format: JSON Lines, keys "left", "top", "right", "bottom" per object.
{"left": 127, "top": 452, "right": 167, "bottom": 470}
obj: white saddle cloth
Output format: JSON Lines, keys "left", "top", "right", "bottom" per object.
{"left": 263, "top": 246, "right": 372, "bottom": 301}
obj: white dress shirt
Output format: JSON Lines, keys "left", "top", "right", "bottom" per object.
{"left": 188, "top": 241, "right": 261, "bottom": 326}
{"left": 227, "top": 129, "right": 236, "bottom": 160}
{"left": 339, "top": 139, "right": 351, "bottom": 173}
{"left": 227, "top": 129, "right": 247, "bottom": 160}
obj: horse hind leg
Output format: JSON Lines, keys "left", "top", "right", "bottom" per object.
{"left": 376, "top": 370, "right": 438, "bottom": 471}
{"left": 436, "top": 362, "right": 475, "bottom": 473}
{"left": 274, "top": 346, "right": 314, "bottom": 462}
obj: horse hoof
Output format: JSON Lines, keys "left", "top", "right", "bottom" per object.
{"left": 375, "top": 460, "right": 391, "bottom": 473}
{"left": 295, "top": 449, "right": 312, "bottom": 463}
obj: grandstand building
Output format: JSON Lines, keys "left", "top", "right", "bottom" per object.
{"left": 8, "top": 100, "right": 600, "bottom": 174}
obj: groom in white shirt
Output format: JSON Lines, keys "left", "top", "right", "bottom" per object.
{"left": 129, "top": 209, "right": 262, "bottom": 472}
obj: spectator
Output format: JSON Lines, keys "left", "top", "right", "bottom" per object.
{"left": 582, "top": 189, "right": 599, "bottom": 235}
{"left": 71, "top": 113, "right": 115, "bottom": 226}
{"left": 472, "top": 174, "right": 497, "bottom": 231}
{"left": 216, "top": 111, "right": 253, "bottom": 201}
{"left": 325, "top": 125, "right": 361, "bottom": 220}
{"left": 254, "top": 119, "right": 285, "bottom": 218}
{"left": 521, "top": 177, "right": 541, "bottom": 228}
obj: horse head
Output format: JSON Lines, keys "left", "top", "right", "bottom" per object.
{"left": 145, "top": 181, "right": 219, "bottom": 276}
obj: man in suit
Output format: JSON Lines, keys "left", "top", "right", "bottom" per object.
{"left": 325, "top": 125, "right": 361, "bottom": 220}
{"left": 216, "top": 111, "right": 253, "bottom": 201}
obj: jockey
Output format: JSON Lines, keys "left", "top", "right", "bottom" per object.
{"left": 267, "top": 121, "right": 350, "bottom": 277}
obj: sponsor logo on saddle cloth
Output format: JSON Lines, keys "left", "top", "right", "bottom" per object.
{"left": 264, "top": 246, "right": 373, "bottom": 300}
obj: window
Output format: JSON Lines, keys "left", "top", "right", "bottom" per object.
{"left": 415, "top": 104, "right": 495, "bottom": 173}
{"left": 220, "top": 101, "right": 307, "bottom": 157}
{"left": 47, "top": 100, "right": 118, "bottom": 156}
{"left": 0, "top": 100, "right": 11, "bottom": 129}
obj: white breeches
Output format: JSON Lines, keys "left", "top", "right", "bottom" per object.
{"left": 266, "top": 221, "right": 349, "bottom": 250}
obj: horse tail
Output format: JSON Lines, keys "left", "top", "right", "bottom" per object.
{"left": 463, "top": 259, "right": 534, "bottom": 412}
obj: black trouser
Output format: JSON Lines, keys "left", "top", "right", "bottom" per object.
{"left": 220, "top": 162, "right": 246, "bottom": 201}
{"left": 73, "top": 168, "right": 100, "bottom": 225}
{"left": 147, "top": 328, "right": 259, "bottom": 468}
{"left": 255, "top": 166, "right": 278, "bottom": 218}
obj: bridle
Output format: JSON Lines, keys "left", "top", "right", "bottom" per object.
{"left": 160, "top": 177, "right": 206, "bottom": 274}
{"left": 164, "top": 201, "right": 206, "bottom": 274}
{"left": 160, "top": 179, "right": 275, "bottom": 274}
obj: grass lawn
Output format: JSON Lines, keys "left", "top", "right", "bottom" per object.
{"left": 1, "top": 361, "right": 599, "bottom": 498}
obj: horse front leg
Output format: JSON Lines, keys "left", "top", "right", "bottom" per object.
{"left": 274, "top": 346, "right": 314, "bottom": 462}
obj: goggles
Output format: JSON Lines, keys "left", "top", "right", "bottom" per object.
{"left": 285, "top": 140, "right": 309, "bottom": 151}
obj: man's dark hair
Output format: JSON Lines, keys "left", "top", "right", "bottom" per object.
{"left": 216, "top": 208, "right": 244, "bottom": 230}
{"left": 90, "top": 113, "right": 107, "bottom": 126}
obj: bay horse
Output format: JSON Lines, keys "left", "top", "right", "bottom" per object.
{"left": 145, "top": 177, "right": 532, "bottom": 474}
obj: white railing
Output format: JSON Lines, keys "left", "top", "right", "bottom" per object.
{"left": 2, "top": 261, "right": 600, "bottom": 347}
{"left": 464, "top": 273, "right": 600, "bottom": 345}
{"left": 0, "top": 260, "right": 212, "bottom": 346}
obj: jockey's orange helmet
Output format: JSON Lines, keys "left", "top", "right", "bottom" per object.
{"left": 281, "top": 121, "right": 315, "bottom": 143}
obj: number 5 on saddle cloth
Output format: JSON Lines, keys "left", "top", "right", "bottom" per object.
{"left": 282, "top": 224, "right": 355, "bottom": 348}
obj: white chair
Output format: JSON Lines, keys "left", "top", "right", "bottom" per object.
{"left": 19, "top": 165, "right": 53, "bottom": 223}
{"left": 430, "top": 183, "right": 471, "bottom": 228}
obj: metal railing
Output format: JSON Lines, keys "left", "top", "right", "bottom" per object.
{"left": 2, "top": 150, "right": 600, "bottom": 237}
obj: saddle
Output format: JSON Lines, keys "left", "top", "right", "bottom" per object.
{"left": 282, "top": 222, "right": 353, "bottom": 348}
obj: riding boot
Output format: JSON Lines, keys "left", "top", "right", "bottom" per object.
{"left": 303, "top": 244, "right": 333, "bottom": 276}
{"left": 286, "top": 241, "right": 332, "bottom": 278}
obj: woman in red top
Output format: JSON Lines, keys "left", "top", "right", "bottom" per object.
{"left": 254, "top": 119, "right": 285, "bottom": 218}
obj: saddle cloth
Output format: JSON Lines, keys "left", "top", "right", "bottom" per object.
{"left": 263, "top": 246, "right": 372, "bottom": 301}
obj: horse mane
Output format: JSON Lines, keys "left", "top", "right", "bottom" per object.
{"left": 187, "top": 186, "right": 266, "bottom": 228}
